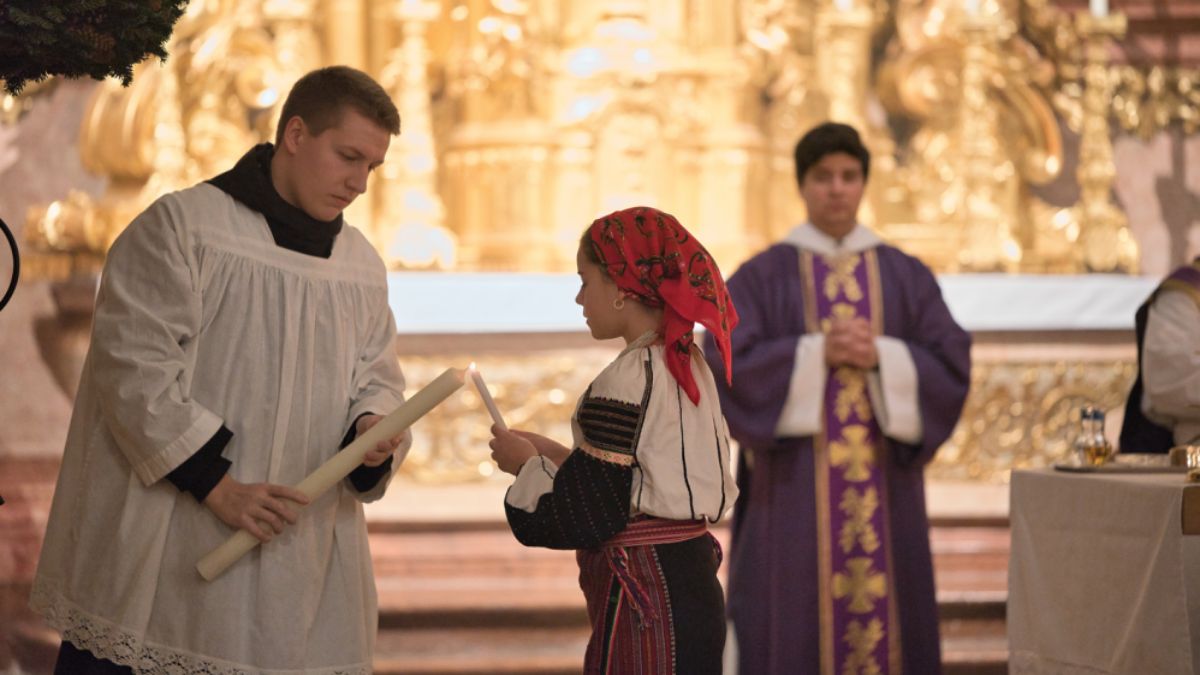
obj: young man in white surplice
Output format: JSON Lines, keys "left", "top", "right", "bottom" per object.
{"left": 32, "top": 66, "right": 412, "bottom": 675}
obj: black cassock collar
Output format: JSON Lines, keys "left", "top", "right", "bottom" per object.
{"left": 207, "top": 143, "right": 343, "bottom": 258}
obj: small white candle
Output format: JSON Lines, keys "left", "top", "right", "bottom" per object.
{"left": 197, "top": 367, "right": 466, "bottom": 581}
{"left": 964, "top": 0, "right": 980, "bottom": 15}
{"left": 469, "top": 362, "right": 507, "bottom": 430}
{"left": 833, "top": 0, "right": 852, "bottom": 11}
{"left": 1090, "top": 0, "right": 1108, "bottom": 17}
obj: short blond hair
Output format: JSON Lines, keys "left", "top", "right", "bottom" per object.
{"left": 274, "top": 66, "right": 400, "bottom": 146}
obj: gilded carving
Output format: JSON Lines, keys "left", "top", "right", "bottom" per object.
{"left": 930, "top": 358, "right": 1137, "bottom": 483}
{"left": 395, "top": 349, "right": 615, "bottom": 482}
{"left": 391, "top": 348, "right": 1137, "bottom": 486}
{"left": 20, "top": 0, "right": 1165, "bottom": 278}
{"left": 9, "top": 1, "right": 1157, "bottom": 490}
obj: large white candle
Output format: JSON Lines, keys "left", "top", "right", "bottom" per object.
{"left": 196, "top": 367, "right": 466, "bottom": 581}
{"left": 1090, "top": 0, "right": 1108, "bottom": 17}
{"left": 469, "top": 362, "right": 507, "bottom": 430}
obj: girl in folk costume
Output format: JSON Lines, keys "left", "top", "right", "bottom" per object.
{"left": 488, "top": 206, "right": 740, "bottom": 674}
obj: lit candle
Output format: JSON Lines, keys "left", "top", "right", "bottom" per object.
{"left": 833, "top": 0, "right": 852, "bottom": 11}
{"left": 469, "top": 362, "right": 507, "bottom": 430}
{"left": 197, "top": 367, "right": 466, "bottom": 581}
{"left": 964, "top": 0, "right": 980, "bottom": 15}
{"left": 1090, "top": 0, "right": 1108, "bottom": 17}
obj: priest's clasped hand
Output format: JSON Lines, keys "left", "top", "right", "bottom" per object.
{"left": 825, "top": 317, "right": 879, "bottom": 370}
{"left": 356, "top": 413, "right": 413, "bottom": 467}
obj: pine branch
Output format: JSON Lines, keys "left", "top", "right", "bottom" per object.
{"left": 0, "top": 0, "right": 190, "bottom": 95}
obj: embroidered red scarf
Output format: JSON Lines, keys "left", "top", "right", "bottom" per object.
{"left": 587, "top": 207, "right": 738, "bottom": 404}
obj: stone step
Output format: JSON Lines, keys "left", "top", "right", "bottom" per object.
{"left": 368, "top": 518, "right": 1011, "bottom": 674}
{"left": 942, "top": 618, "right": 1009, "bottom": 675}
{"left": 10, "top": 619, "right": 1006, "bottom": 675}
{"left": 8, "top": 518, "right": 1010, "bottom": 674}
{"left": 375, "top": 626, "right": 586, "bottom": 675}
{"left": 373, "top": 597, "right": 1008, "bottom": 673}
{"left": 370, "top": 519, "right": 1011, "bottom": 608}
{"left": 369, "top": 607, "right": 1008, "bottom": 667}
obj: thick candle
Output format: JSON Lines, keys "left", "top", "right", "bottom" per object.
{"left": 197, "top": 366, "right": 466, "bottom": 581}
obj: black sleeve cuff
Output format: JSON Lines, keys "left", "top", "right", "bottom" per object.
{"left": 166, "top": 425, "right": 233, "bottom": 503}
{"left": 342, "top": 413, "right": 394, "bottom": 493}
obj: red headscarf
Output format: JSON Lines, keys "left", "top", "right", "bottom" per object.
{"left": 586, "top": 206, "right": 738, "bottom": 405}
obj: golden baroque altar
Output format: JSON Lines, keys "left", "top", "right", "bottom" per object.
{"left": 20, "top": 0, "right": 1169, "bottom": 276}
{"left": 12, "top": 0, "right": 1189, "bottom": 484}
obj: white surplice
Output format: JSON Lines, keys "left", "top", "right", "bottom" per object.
{"left": 31, "top": 183, "right": 407, "bottom": 674}
{"left": 1143, "top": 288, "right": 1200, "bottom": 445}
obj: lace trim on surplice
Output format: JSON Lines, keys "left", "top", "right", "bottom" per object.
{"left": 30, "top": 578, "right": 370, "bottom": 675}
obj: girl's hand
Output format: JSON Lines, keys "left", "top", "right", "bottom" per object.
{"left": 489, "top": 425, "right": 538, "bottom": 476}
{"left": 511, "top": 430, "right": 572, "bottom": 466}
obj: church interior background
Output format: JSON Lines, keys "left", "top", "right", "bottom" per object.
{"left": 1, "top": 0, "right": 1198, "bottom": 671}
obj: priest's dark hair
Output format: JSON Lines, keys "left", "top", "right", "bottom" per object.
{"left": 794, "top": 122, "right": 870, "bottom": 186}
{"left": 274, "top": 66, "right": 401, "bottom": 146}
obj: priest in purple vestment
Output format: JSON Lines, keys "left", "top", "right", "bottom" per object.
{"left": 703, "top": 122, "right": 971, "bottom": 675}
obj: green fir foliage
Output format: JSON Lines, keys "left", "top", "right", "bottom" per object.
{"left": 1, "top": 0, "right": 190, "bottom": 95}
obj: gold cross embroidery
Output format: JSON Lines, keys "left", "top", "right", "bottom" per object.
{"left": 833, "top": 368, "right": 872, "bottom": 423}
{"left": 829, "top": 425, "right": 875, "bottom": 482}
{"left": 842, "top": 619, "right": 885, "bottom": 675}
{"left": 838, "top": 487, "right": 881, "bottom": 555}
{"left": 823, "top": 254, "right": 864, "bottom": 303}
{"left": 832, "top": 557, "right": 887, "bottom": 614}
{"left": 819, "top": 302, "right": 859, "bottom": 333}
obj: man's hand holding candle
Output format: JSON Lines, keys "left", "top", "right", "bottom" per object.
{"left": 197, "top": 366, "right": 466, "bottom": 581}
{"left": 204, "top": 477, "right": 310, "bottom": 543}
{"left": 355, "top": 414, "right": 413, "bottom": 466}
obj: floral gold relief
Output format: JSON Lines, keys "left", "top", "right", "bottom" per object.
{"left": 930, "top": 357, "right": 1138, "bottom": 483}
{"left": 19, "top": 0, "right": 1191, "bottom": 277}
{"left": 395, "top": 350, "right": 615, "bottom": 483}
{"left": 7, "top": 1, "right": 1156, "bottom": 489}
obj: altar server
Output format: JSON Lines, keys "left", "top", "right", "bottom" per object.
{"left": 704, "top": 122, "right": 972, "bottom": 675}
{"left": 488, "top": 206, "right": 740, "bottom": 674}
{"left": 34, "top": 66, "right": 411, "bottom": 674}
{"left": 1121, "top": 259, "right": 1200, "bottom": 452}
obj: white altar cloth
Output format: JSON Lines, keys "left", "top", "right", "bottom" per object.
{"left": 1008, "top": 468, "right": 1200, "bottom": 674}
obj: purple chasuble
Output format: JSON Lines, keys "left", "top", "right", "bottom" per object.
{"left": 703, "top": 241, "right": 971, "bottom": 675}
{"left": 1161, "top": 262, "right": 1200, "bottom": 302}
{"left": 805, "top": 250, "right": 901, "bottom": 674}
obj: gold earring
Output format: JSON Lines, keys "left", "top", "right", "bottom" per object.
{"left": 613, "top": 297, "right": 625, "bottom": 310}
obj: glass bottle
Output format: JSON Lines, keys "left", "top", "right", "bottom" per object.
{"left": 1088, "top": 409, "right": 1114, "bottom": 466}
{"left": 1073, "top": 406, "right": 1096, "bottom": 466}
